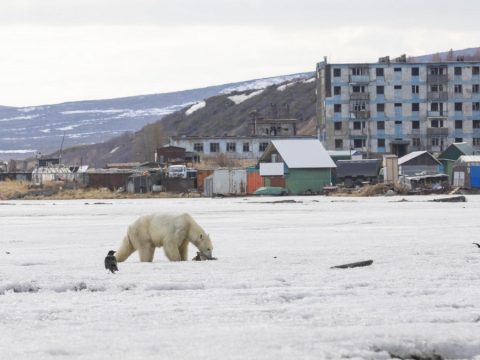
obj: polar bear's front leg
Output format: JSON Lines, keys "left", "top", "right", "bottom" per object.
{"left": 137, "top": 244, "right": 155, "bottom": 262}
{"left": 163, "top": 242, "right": 182, "bottom": 261}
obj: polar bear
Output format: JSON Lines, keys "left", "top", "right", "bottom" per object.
{"left": 115, "top": 213, "right": 213, "bottom": 262}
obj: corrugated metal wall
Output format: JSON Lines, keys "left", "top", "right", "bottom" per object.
{"left": 212, "top": 169, "right": 247, "bottom": 195}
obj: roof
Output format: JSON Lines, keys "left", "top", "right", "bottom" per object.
{"left": 268, "top": 139, "right": 336, "bottom": 168}
{"left": 438, "top": 142, "right": 475, "bottom": 160}
{"left": 398, "top": 151, "right": 441, "bottom": 166}
{"left": 453, "top": 142, "right": 475, "bottom": 155}
{"left": 456, "top": 155, "right": 480, "bottom": 164}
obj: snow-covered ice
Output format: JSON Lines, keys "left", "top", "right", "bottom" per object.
{"left": 1, "top": 196, "right": 480, "bottom": 359}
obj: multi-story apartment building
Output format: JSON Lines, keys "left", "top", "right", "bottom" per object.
{"left": 316, "top": 57, "right": 480, "bottom": 157}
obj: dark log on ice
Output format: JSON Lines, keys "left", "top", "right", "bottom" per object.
{"left": 430, "top": 195, "right": 466, "bottom": 203}
{"left": 192, "top": 252, "right": 218, "bottom": 261}
{"left": 330, "top": 260, "right": 373, "bottom": 269}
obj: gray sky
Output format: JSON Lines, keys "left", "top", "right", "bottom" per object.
{"left": 1, "top": 0, "right": 479, "bottom": 107}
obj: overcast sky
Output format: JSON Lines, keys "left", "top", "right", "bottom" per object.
{"left": 1, "top": 0, "right": 479, "bottom": 107}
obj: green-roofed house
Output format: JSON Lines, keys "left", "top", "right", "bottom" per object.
{"left": 438, "top": 142, "right": 475, "bottom": 182}
{"left": 259, "top": 139, "right": 336, "bottom": 195}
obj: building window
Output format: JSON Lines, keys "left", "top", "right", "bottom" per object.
{"left": 377, "top": 103, "right": 385, "bottom": 112}
{"left": 455, "top": 102, "right": 463, "bottom": 111}
{"left": 412, "top": 103, "right": 419, "bottom": 112}
{"left": 474, "top": 120, "right": 480, "bottom": 129}
{"left": 210, "top": 143, "right": 220, "bottom": 153}
{"left": 334, "top": 104, "right": 342, "bottom": 113}
{"left": 353, "top": 121, "right": 365, "bottom": 130}
{"left": 454, "top": 67, "right": 462, "bottom": 76}
{"left": 473, "top": 66, "right": 480, "bottom": 75}
{"left": 352, "top": 102, "right": 366, "bottom": 111}
{"left": 473, "top": 102, "right": 480, "bottom": 111}
{"left": 474, "top": 138, "right": 480, "bottom": 146}
{"left": 455, "top": 138, "right": 463, "bottom": 143}
{"left": 394, "top": 67, "right": 401, "bottom": 72}
{"left": 473, "top": 84, "right": 479, "bottom": 93}
{"left": 376, "top": 68, "right": 384, "bottom": 76}
{"left": 412, "top": 85, "right": 419, "bottom": 94}
{"left": 394, "top": 103, "right": 402, "bottom": 108}
{"left": 259, "top": 142, "right": 269, "bottom": 152}
{"left": 335, "top": 139, "right": 343, "bottom": 149}
{"left": 334, "top": 122, "right": 342, "bottom": 131}
{"left": 334, "top": 86, "right": 341, "bottom": 95}
{"left": 376, "top": 86, "right": 384, "bottom": 95}
{"left": 431, "top": 103, "right": 439, "bottom": 111}
{"left": 352, "top": 85, "right": 366, "bottom": 93}
{"left": 412, "top": 138, "right": 421, "bottom": 147}
{"left": 454, "top": 84, "right": 463, "bottom": 93}
{"left": 394, "top": 85, "right": 402, "bottom": 90}
{"left": 377, "top": 138, "right": 385, "bottom": 147}
{"left": 411, "top": 67, "right": 419, "bottom": 76}
{"left": 352, "top": 67, "right": 367, "bottom": 76}
{"left": 430, "top": 84, "right": 443, "bottom": 92}
{"left": 353, "top": 139, "right": 365, "bottom": 148}
{"left": 226, "top": 142, "right": 236, "bottom": 152}
{"left": 431, "top": 119, "right": 445, "bottom": 128}
{"left": 377, "top": 121, "right": 385, "bottom": 130}
{"left": 333, "top": 68, "right": 341, "bottom": 77}
{"left": 412, "top": 120, "right": 420, "bottom": 129}
{"left": 193, "top": 143, "right": 204, "bottom": 152}
{"left": 430, "top": 67, "right": 445, "bottom": 75}
{"left": 243, "top": 142, "right": 250, "bottom": 152}
{"left": 455, "top": 120, "right": 463, "bottom": 129}
{"left": 431, "top": 137, "right": 440, "bottom": 146}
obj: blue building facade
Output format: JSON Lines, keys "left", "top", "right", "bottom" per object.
{"left": 316, "top": 57, "right": 480, "bottom": 157}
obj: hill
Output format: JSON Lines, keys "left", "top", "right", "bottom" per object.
{"left": 0, "top": 72, "right": 311, "bottom": 161}
{"left": 55, "top": 75, "right": 317, "bottom": 167}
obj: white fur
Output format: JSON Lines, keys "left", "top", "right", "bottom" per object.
{"left": 116, "top": 213, "right": 213, "bottom": 262}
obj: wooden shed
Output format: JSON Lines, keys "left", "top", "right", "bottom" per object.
{"left": 259, "top": 139, "right": 336, "bottom": 195}
{"left": 438, "top": 143, "right": 475, "bottom": 182}
{"left": 398, "top": 151, "right": 442, "bottom": 176}
{"left": 453, "top": 155, "right": 480, "bottom": 189}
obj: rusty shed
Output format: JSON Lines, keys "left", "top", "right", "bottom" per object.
{"left": 87, "top": 169, "right": 134, "bottom": 190}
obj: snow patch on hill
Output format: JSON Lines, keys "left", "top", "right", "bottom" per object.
{"left": 221, "top": 73, "right": 312, "bottom": 95}
{"left": 228, "top": 89, "right": 264, "bottom": 104}
{"left": 185, "top": 101, "right": 206, "bottom": 115}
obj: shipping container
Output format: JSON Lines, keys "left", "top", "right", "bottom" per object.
{"left": 203, "top": 169, "right": 247, "bottom": 196}
{"left": 246, "top": 167, "right": 263, "bottom": 194}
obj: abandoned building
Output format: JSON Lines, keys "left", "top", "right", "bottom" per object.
{"left": 316, "top": 57, "right": 480, "bottom": 157}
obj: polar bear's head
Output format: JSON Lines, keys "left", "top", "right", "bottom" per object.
{"left": 196, "top": 232, "right": 213, "bottom": 259}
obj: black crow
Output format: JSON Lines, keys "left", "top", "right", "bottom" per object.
{"left": 473, "top": 242, "right": 480, "bottom": 248}
{"left": 105, "top": 250, "right": 118, "bottom": 273}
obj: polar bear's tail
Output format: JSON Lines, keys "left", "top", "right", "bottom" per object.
{"left": 116, "top": 233, "right": 135, "bottom": 262}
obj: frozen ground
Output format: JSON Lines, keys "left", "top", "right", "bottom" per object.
{"left": 0, "top": 196, "right": 479, "bottom": 360}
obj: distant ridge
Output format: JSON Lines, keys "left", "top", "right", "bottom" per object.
{"left": 0, "top": 72, "right": 311, "bottom": 160}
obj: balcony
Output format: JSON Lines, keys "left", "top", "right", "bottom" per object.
{"left": 350, "top": 110, "right": 370, "bottom": 119}
{"left": 427, "top": 128, "right": 449, "bottom": 136}
{"left": 427, "top": 74, "right": 448, "bottom": 83}
{"left": 427, "top": 92, "right": 448, "bottom": 101}
{"left": 350, "top": 129, "right": 367, "bottom": 136}
{"left": 350, "top": 93, "right": 369, "bottom": 100}
{"left": 349, "top": 75, "right": 370, "bottom": 84}
{"left": 427, "top": 111, "right": 447, "bottom": 118}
